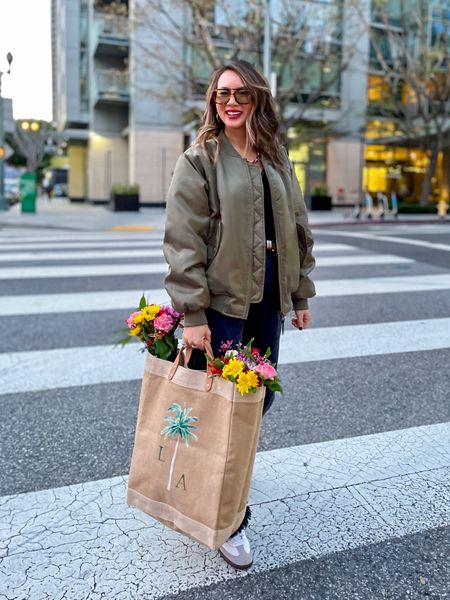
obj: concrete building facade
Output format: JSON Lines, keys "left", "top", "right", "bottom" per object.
{"left": 51, "top": 0, "right": 449, "bottom": 206}
{"left": 52, "top": 0, "right": 183, "bottom": 204}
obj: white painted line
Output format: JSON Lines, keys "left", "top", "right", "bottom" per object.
{"left": 1, "top": 318, "right": 449, "bottom": 394}
{"left": 0, "top": 254, "right": 412, "bottom": 280}
{"left": 250, "top": 421, "right": 450, "bottom": 503}
{"left": 315, "top": 254, "right": 413, "bottom": 267}
{"left": 0, "top": 263, "right": 168, "bottom": 280}
{"left": 316, "top": 273, "right": 450, "bottom": 297}
{"left": 0, "top": 232, "right": 164, "bottom": 243}
{"left": 0, "top": 248, "right": 166, "bottom": 261}
{"left": 1, "top": 422, "right": 449, "bottom": 598}
{"left": 0, "top": 289, "right": 171, "bottom": 316}
{"left": 326, "top": 230, "right": 450, "bottom": 252}
{"left": 0, "top": 243, "right": 357, "bottom": 262}
{"left": 1, "top": 273, "right": 450, "bottom": 317}
{"left": 311, "top": 243, "right": 359, "bottom": 253}
{"left": 278, "top": 318, "right": 450, "bottom": 365}
{"left": 0, "top": 239, "right": 164, "bottom": 250}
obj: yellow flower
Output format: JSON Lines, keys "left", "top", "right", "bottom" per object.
{"left": 142, "top": 304, "right": 161, "bottom": 321}
{"left": 130, "top": 325, "right": 142, "bottom": 336}
{"left": 133, "top": 312, "right": 144, "bottom": 325}
{"left": 236, "top": 370, "right": 259, "bottom": 395}
{"left": 222, "top": 358, "right": 245, "bottom": 380}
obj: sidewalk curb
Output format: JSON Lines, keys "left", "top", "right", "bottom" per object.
{"left": 0, "top": 221, "right": 88, "bottom": 231}
{"left": 311, "top": 218, "right": 449, "bottom": 229}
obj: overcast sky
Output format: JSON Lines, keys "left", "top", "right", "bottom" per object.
{"left": 0, "top": 0, "right": 52, "bottom": 121}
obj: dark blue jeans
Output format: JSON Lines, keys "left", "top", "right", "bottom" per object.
{"left": 189, "top": 251, "right": 282, "bottom": 415}
{"left": 189, "top": 252, "right": 282, "bottom": 535}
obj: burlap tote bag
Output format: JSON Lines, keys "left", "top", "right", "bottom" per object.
{"left": 127, "top": 345, "right": 265, "bottom": 550}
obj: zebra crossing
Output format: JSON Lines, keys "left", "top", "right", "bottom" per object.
{"left": 1, "top": 225, "right": 449, "bottom": 599}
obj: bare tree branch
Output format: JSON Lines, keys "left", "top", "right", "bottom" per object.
{"left": 132, "top": 0, "right": 359, "bottom": 144}
{"left": 12, "top": 121, "right": 56, "bottom": 172}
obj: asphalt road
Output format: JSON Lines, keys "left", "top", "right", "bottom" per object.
{"left": 0, "top": 220, "right": 449, "bottom": 600}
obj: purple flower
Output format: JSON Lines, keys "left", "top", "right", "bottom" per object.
{"left": 160, "top": 305, "right": 182, "bottom": 320}
{"left": 219, "top": 340, "right": 234, "bottom": 353}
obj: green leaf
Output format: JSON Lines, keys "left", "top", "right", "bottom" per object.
{"left": 154, "top": 338, "right": 172, "bottom": 360}
{"left": 167, "top": 336, "right": 178, "bottom": 351}
{"left": 139, "top": 294, "right": 147, "bottom": 309}
{"left": 266, "top": 380, "right": 283, "bottom": 394}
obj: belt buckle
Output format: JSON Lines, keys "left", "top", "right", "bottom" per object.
{"left": 266, "top": 240, "right": 275, "bottom": 252}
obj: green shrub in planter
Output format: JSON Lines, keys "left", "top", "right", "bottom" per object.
{"left": 310, "top": 184, "right": 332, "bottom": 211}
{"left": 110, "top": 183, "right": 140, "bottom": 212}
{"left": 397, "top": 202, "right": 437, "bottom": 214}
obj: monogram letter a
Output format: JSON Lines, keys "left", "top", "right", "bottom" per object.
{"left": 176, "top": 474, "right": 186, "bottom": 491}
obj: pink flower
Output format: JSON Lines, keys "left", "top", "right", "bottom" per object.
{"left": 159, "top": 305, "right": 182, "bottom": 319}
{"left": 126, "top": 311, "right": 141, "bottom": 329}
{"left": 255, "top": 362, "right": 277, "bottom": 380}
{"left": 153, "top": 313, "right": 175, "bottom": 333}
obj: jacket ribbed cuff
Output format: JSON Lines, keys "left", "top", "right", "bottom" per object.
{"left": 184, "top": 309, "right": 208, "bottom": 327}
{"left": 292, "top": 298, "right": 309, "bottom": 311}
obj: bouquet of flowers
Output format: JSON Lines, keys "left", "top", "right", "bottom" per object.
{"left": 120, "top": 295, "right": 182, "bottom": 361}
{"left": 206, "top": 340, "right": 283, "bottom": 396}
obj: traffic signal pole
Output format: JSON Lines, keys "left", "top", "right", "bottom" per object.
{"left": 0, "top": 53, "right": 13, "bottom": 211}
{"left": 0, "top": 86, "right": 6, "bottom": 211}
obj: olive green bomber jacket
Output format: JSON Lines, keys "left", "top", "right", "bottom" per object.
{"left": 163, "top": 134, "right": 316, "bottom": 327}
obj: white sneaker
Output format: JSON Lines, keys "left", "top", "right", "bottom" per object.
{"left": 218, "top": 530, "right": 253, "bottom": 569}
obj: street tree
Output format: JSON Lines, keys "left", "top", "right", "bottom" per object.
{"left": 11, "top": 120, "right": 56, "bottom": 173}
{"left": 368, "top": 0, "right": 450, "bottom": 205}
{"left": 130, "top": 0, "right": 363, "bottom": 144}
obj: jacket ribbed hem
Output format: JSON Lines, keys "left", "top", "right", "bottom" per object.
{"left": 292, "top": 298, "right": 309, "bottom": 310}
{"left": 184, "top": 309, "right": 208, "bottom": 327}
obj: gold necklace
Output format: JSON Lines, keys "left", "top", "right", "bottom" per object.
{"left": 245, "top": 153, "right": 261, "bottom": 165}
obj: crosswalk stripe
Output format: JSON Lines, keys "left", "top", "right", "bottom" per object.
{"left": 0, "top": 240, "right": 356, "bottom": 253}
{"left": 327, "top": 230, "right": 450, "bottom": 252}
{"left": 0, "top": 239, "right": 165, "bottom": 251}
{"left": 2, "top": 422, "right": 448, "bottom": 598}
{"left": 0, "top": 254, "right": 413, "bottom": 280}
{"left": 0, "top": 233, "right": 165, "bottom": 244}
{"left": 316, "top": 272, "right": 450, "bottom": 296}
{"left": 278, "top": 318, "right": 450, "bottom": 363}
{"left": 0, "top": 248, "right": 166, "bottom": 261}
{"left": 0, "top": 243, "right": 358, "bottom": 262}
{"left": 1, "top": 273, "right": 450, "bottom": 317}
{"left": 315, "top": 254, "right": 413, "bottom": 266}
{"left": 1, "top": 318, "right": 448, "bottom": 394}
{"left": 0, "top": 289, "right": 171, "bottom": 316}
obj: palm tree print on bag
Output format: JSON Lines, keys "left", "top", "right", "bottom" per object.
{"left": 160, "top": 403, "right": 199, "bottom": 491}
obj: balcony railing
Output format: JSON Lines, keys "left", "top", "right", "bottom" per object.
{"left": 95, "top": 68, "right": 129, "bottom": 104}
{"left": 93, "top": 12, "right": 129, "bottom": 57}
{"left": 98, "top": 12, "right": 128, "bottom": 37}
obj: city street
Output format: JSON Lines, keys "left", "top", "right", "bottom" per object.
{"left": 0, "top": 208, "right": 449, "bottom": 599}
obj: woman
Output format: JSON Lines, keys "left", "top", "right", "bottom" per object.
{"left": 163, "top": 60, "right": 315, "bottom": 569}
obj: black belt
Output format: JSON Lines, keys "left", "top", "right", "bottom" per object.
{"left": 266, "top": 240, "right": 277, "bottom": 252}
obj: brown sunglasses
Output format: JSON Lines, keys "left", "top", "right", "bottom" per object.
{"left": 214, "top": 88, "right": 252, "bottom": 105}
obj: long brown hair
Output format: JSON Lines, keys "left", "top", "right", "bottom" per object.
{"left": 196, "top": 60, "right": 284, "bottom": 169}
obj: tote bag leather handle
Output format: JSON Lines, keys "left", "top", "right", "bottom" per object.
{"left": 168, "top": 341, "right": 216, "bottom": 392}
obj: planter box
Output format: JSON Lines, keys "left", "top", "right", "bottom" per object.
{"left": 310, "top": 195, "right": 332, "bottom": 211}
{"left": 111, "top": 193, "right": 140, "bottom": 212}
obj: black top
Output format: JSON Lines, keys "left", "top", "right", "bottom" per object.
{"left": 261, "top": 169, "right": 276, "bottom": 242}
